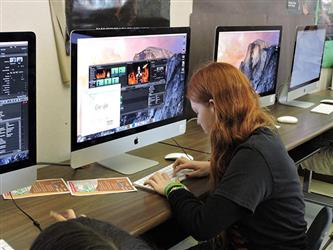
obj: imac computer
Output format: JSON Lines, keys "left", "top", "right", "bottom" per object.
{"left": 70, "top": 27, "right": 190, "bottom": 174}
{"left": 280, "top": 25, "right": 326, "bottom": 108}
{"left": 214, "top": 26, "right": 282, "bottom": 107}
{"left": 0, "top": 32, "right": 36, "bottom": 194}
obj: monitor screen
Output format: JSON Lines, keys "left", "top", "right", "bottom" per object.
{"left": 71, "top": 28, "right": 189, "bottom": 151}
{"left": 0, "top": 32, "right": 36, "bottom": 174}
{"left": 214, "top": 26, "right": 282, "bottom": 97}
{"left": 289, "top": 26, "right": 326, "bottom": 90}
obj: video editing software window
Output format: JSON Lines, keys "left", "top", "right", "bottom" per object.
{"left": 215, "top": 27, "right": 281, "bottom": 96}
{"left": 76, "top": 33, "right": 187, "bottom": 143}
{"left": 0, "top": 41, "right": 30, "bottom": 165}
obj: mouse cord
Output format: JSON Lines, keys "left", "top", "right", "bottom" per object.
{"left": 9, "top": 192, "right": 43, "bottom": 232}
{"left": 159, "top": 141, "right": 210, "bottom": 155}
{"left": 171, "top": 138, "right": 193, "bottom": 159}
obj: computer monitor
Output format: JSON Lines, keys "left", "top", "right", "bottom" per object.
{"left": 0, "top": 32, "right": 37, "bottom": 194}
{"left": 281, "top": 25, "right": 326, "bottom": 108}
{"left": 214, "top": 26, "right": 282, "bottom": 107}
{"left": 70, "top": 27, "right": 190, "bottom": 174}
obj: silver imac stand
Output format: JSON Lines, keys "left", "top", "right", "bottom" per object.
{"left": 280, "top": 99, "right": 315, "bottom": 109}
{"left": 278, "top": 82, "right": 316, "bottom": 108}
{"left": 98, "top": 154, "right": 158, "bottom": 175}
{"left": 259, "top": 94, "right": 276, "bottom": 107}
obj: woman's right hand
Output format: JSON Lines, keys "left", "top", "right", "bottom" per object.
{"left": 173, "top": 157, "right": 210, "bottom": 178}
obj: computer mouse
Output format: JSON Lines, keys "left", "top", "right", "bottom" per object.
{"left": 320, "top": 99, "right": 333, "bottom": 105}
{"left": 164, "top": 153, "right": 194, "bottom": 161}
{"left": 277, "top": 116, "right": 298, "bottom": 124}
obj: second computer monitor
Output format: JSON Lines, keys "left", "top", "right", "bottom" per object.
{"left": 284, "top": 25, "right": 326, "bottom": 108}
{"left": 0, "top": 32, "right": 37, "bottom": 193}
{"left": 71, "top": 27, "right": 190, "bottom": 174}
{"left": 214, "top": 26, "right": 282, "bottom": 107}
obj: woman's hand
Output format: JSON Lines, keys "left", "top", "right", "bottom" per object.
{"left": 50, "top": 209, "right": 84, "bottom": 222}
{"left": 173, "top": 157, "right": 210, "bottom": 178}
{"left": 144, "top": 172, "right": 172, "bottom": 196}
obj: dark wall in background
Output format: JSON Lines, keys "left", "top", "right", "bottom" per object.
{"left": 185, "top": 0, "right": 315, "bottom": 118}
{"left": 189, "top": 0, "right": 315, "bottom": 89}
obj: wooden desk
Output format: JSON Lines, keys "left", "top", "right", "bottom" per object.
{"left": 0, "top": 143, "right": 210, "bottom": 250}
{"left": 270, "top": 90, "right": 333, "bottom": 151}
{"left": 1, "top": 90, "right": 333, "bottom": 249}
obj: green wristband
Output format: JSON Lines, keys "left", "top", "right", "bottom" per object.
{"left": 164, "top": 180, "right": 183, "bottom": 195}
{"left": 166, "top": 186, "right": 186, "bottom": 198}
{"left": 164, "top": 180, "right": 185, "bottom": 197}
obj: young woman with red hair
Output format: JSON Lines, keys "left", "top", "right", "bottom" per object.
{"left": 145, "top": 62, "right": 307, "bottom": 249}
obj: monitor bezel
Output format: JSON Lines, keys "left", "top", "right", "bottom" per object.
{"left": 214, "top": 25, "right": 282, "bottom": 98}
{"left": 71, "top": 27, "right": 190, "bottom": 152}
{"left": 0, "top": 32, "right": 36, "bottom": 174}
{"left": 288, "top": 25, "right": 326, "bottom": 91}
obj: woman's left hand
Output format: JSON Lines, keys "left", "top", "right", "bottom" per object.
{"left": 144, "top": 172, "right": 172, "bottom": 195}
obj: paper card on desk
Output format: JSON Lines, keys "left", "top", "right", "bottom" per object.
{"left": 2, "top": 178, "right": 69, "bottom": 200}
{"left": 310, "top": 104, "right": 333, "bottom": 115}
{"left": 68, "top": 177, "right": 137, "bottom": 196}
{"left": 0, "top": 239, "right": 15, "bottom": 250}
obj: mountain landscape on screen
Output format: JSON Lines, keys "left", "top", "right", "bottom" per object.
{"left": 240, "top": 39, "right": 279, "bottom": 93}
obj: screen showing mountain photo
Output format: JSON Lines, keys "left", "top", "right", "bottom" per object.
{"left": 216, "top": 30, "right": 280, "bottom": 94}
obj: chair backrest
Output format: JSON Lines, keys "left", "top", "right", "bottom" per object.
{"left": 307, "top": 206, "right": 333, "bottom": 250}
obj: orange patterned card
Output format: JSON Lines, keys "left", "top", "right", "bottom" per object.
{"left": 67, "top": 177, "right": 137, "bottom": 196}
{"left": 2, "top": 178, "right": 70, "bottom": 199}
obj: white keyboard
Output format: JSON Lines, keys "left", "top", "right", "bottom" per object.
{"left": 134, "top": 163, "right": 191, "bottom": 191}
{"left": 0, "top": 240, "right": 14, "bottom": 250}
{"left": 311, "top": 104, "right": 333, "bottom": 115}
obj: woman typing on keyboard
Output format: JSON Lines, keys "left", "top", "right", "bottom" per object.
{"left": 144, "top": 62, "right": 307, "bottom": 250}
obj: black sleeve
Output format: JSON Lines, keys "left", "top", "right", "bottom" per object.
{"left": 168, "top": 189, "right": 250, "bottom": 241}
{"left": 215, "top": 147, "right": 273, "bottom": 212}
{"left": 167, "top": 147, "right": 273, "bottom": 241}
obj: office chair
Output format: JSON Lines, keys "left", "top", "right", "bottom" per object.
{"left": 306, "top": 206, "right": 332, "bottom": 250}
{"left": 321, "top": 231, "right": 333, "bottom": 250}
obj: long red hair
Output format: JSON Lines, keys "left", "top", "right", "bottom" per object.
{"left": 187, "top": 62, "right": 275, "bottom": 188}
